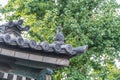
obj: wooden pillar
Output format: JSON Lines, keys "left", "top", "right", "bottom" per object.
{"left": 37, "top": 68, "right": 53, "bottom": 80}
{"left": 46, "top": 75, "right": 51, "bottom": 80}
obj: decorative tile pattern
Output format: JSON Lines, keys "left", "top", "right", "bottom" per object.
{"left": 0, "top": 72, "right": 35, "bottom": 80}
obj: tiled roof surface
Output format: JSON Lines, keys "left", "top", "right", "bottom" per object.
{"left": 0, "top": 20, "right": 88, "bottom": 57}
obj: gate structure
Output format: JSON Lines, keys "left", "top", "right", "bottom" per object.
{"left": 0, "top": 20, "right": 88, "bottom": 80}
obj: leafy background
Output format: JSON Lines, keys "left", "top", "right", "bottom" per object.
{"left": 0, "top": 0, "right": 120, "bottom": 80}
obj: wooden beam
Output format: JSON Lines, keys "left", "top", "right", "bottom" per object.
{"left": 0, "top": 47, "right": 69, "bottom": 66}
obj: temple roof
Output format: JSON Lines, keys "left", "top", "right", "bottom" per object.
{"left": 0, "top": 20, "right": 88, "bottom": 58}
{"left": 0, "top": 19, "right": 88, "bottom": 80}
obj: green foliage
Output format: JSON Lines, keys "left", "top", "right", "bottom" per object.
{"left": 0, "top": 0, "right": 120, "bottom": 80}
